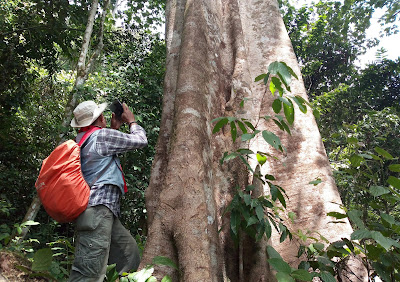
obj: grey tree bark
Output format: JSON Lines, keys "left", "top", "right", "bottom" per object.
{"left": 141, "top": 0, "right": 366, "bottom": 281}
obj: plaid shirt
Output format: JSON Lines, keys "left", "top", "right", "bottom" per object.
{"left": 84, "top": 124, "right": 147, "bottom": 216}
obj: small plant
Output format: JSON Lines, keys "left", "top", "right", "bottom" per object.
{"left": 213, "top": 61, "right": 319, "bottom": 281}
{"left": 105, "top": 256, "right": 178, "bottom": 282}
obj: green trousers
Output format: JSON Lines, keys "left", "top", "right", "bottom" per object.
{"left": 68, "top": 205, "right": 140, "bottom": 282}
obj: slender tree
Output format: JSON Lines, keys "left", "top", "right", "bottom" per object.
{"left": 18, "top": 0, "right": 111, "bottom": 240}
{"left": 140, "top": 0, "right": 366, "bottom": 280}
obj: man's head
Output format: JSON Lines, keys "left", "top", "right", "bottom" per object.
{"left": 70, "top": 101, "right": 108, "bottom": 128}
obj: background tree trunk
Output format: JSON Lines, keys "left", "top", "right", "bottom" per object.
{"left": 142, "top": 0, "right": 366, "bottom": 280}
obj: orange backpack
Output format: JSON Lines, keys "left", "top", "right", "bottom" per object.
{"left": 35, "top": 127, "right": 101, "bottom": 223}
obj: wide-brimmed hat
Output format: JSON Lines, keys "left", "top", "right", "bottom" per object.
{"left": 70, "top": 101, "right": 108, "bottom": 128}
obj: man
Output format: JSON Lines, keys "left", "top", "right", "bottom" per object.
{"left": 68, "top": 100, "right": 147, "bottom": 281}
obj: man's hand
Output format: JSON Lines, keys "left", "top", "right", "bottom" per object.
{"left": 121, "top": 103, "right": 136, "bottom": 124}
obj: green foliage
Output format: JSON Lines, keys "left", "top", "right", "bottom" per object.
{"left": 366, "top": 0, "right": 400, "bottom": 35}
{"left": 284, "top": 144, "right": 400, "bottom": 281}
{"left": 281, "top": 0, "right": 375, "bottom": 97}
{"left": 106, "top": 256, "right": 177, "bottom": 282}
{"left": 0, "top": 0, "right": 88, "bottom": 112}
{"left": 224, "top": 185, "right": 290, "bottom": 244}
{"left": 213, "top": 62, "right": 311, "bottom": 264}
{"left": 0, "top": 2, "right": 165, "bottom": 280}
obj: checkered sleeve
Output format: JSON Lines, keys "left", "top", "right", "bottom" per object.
{"left": 95, "top": 124, "right": 148, "bottom": 156}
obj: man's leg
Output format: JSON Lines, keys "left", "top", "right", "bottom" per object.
{"left": 68, "top": 206, "right": 114, "bottom": 282}
{"left": 108, "top": 218, "right": 141, "bottom": 274}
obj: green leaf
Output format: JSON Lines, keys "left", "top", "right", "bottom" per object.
{"left": 268, "top": 61, "right": 281, "bottom": 74}
{"left": 146, "top": 277, "right": 157, "bottom": 282}
{"left": 291, "top": 269, "right": 313, "bottom": 281}
{"left": 256, "top": 153, "right": 267, "bottom": 165}
{"left": 281, "top": 61, "right": 298, "bottom": 80}
{"left": 389, "top": 164, "right": 400, "bottom": 172}
{"left": 280, "top": 224, "right": 289, "bottom": 242}
{"left": 349, "top": 154, "right": 364, "bottom": 167}
{"left": 278, "top": 96, "right": 292, "bottom": 106}
{"left": 268, "top": 258, "right": 292, "bottom": 274}
{"left": 246, "top": 216, "right": 259, "bottom": 227}
{"left": 255, "top": 205, "right": 264, "bottom": 221}
{"left": 230, "top": 210, "right": 240, "bottom": 235}
{"left": 237, "top": 148, "right": 254, "bottom": 155}
{"left": 388, "top": 176, "right": 400, "bottom": 189}
{"left": 265, "top": 219, "right": 272, "bottom": 238}
{"left": 351, "top": 229, "right": 372, "bottom": 240}
{"left": 262, "top": 131, "right": 283, "bottom": 151}
{"left": 346, "top": 137, "right": 358, "bottom": 144}
{"left": 221, "top": 152, "right": 238, "bottom": 164}
{"left": 273, "top": 119, "right": 286, "bottom": 131}
{"left": 313, "top": 109, "right": 320, "bottom": 120}
{"left": 381, "top": 213, "right": 396, "bottom": 225}
{"left": 152, "top": 256, "right": 179, "bottom": 271}
{"left": 268, "top": 61, "right": 297, "bottom": 89}
{"left": 267, "top": 245, "right": 283, "bottom": 260}
{"left": 230, "top": 121, "right": 237, "bottom": 142}
{"left": 161, "top": 275, "right": 173, "bottom": 282}
{"left": 369, "top": 186, "right": 390, "bottom": 197}
{"left": 276, "top": 189, "right": 286, "bottom": 208}
{"left": 272, "top": 99, "right": 282, "bottom": 113}
{"left": 106, "top": 264, "right": 119, "bottom": 282}
{"left": 320, "top": 271, "right": 336, "bottom": 282}
{"left": 241, "top": 133, "right": 255, "bottom": 141}
{"left": 374, "top": 147, "right": 394, "bottom": 160}
{"left": 270, "top": 77, "right": 283, "bottom": 96}
{"left": 291, "top": 96, "right": 307, "bottom": 113}
{"left": 212, "top": 118, "right": 228, "bottom": 134}
{"left": 264, "top": 72, "right": 271, "bottom": 85}
{"left": 265, "top": 174, "right": 276, "bottom": 180}
{"left": 280, "top": 119, "right": 291, "bottom": 135}
{"left": 236, "top": 120, "right": 247, "bottom": 134}
{"left": 277, "top": 71, "right": 291, "bottom": 91}
{"left": 275, "top": 272, "right": 295, "bottom": 282}
{"left": 372, "top": 262, "right": 391, "bottom": 282}
{"left": 327, "top": 212, "right": 347, "bottom": 219}
{"left": 386, "top": 164, "right": 400, "bottom": 173}
{"left": 128, "top": 266, "right": 154, "bottom": 282}
{"left": 243, "top": 193, "right": 252, "bottom": 205}
{"left": 371, "top": 231, "right": 400, "bottom": 250}
{"left": 21, "top": 220, "right": 40, "bottom": 227}
{"left": 244, "top": 121, "right": 256, "bottom": 131}
{"left": 370, "top": 154, "right": 382, "bottom": 161}
{"left": 309, "top": 178, "right": 322, "bottom": 186}
{"left": 32, "top": 248, "right": 53, "bottom": 272}
{"left": 255, "top": 73, "right": 268, "bottom": 82}
{"left": 283, "top": 99, "right": 294, "bottom": 125}
{"left": 270, "top": 184, "right": 278, "bottom": 201}
{"left": 348, "top": 210, "right": 365, "bottom": 229}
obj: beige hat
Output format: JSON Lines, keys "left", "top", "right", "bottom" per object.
{"left": 70, "top": 101, "right": 108, "bottom": 128}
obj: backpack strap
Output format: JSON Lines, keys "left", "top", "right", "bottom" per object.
{"left": 77, "top": 126, "right": 102, "bottom": 147}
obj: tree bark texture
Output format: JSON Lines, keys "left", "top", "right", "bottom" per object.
{"left": 142, "top": 0, "right": 366, "bottom": 281}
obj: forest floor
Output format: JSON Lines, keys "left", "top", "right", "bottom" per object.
{"left": 0, "top": 251, "right": 46, "bottom": 281}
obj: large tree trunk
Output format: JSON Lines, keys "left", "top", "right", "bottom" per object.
{"left": 142, "top": 0, "right": 366, "bottom": 281}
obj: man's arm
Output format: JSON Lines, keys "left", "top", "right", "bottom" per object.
{"left": 95, "top": 125, "right": 147, "bottom": 156}
{"left": 96, "top": 103, "right": 148, "bottom": 156}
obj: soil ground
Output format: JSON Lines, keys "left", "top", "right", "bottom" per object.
{"left": 0, "top": 251, "right": 47, "bottom": 281}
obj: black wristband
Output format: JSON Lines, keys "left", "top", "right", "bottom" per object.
{"left": 129, "top": 121, "right": 137, "bottom": 127}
